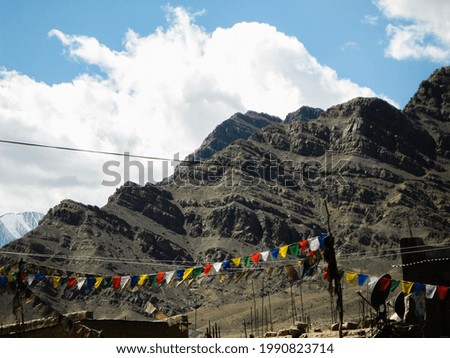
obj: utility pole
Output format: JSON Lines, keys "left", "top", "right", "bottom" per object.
{"left": 323, "top": 200, "right": 344, "bottom": 338}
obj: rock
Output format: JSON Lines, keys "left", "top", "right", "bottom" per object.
{"left": 289, "top": 326, "right": 302, "bottom": 338}
{"left": 342, "top": 322, "right": 359, "bottom": 330}
{"left": 285, "top": 106, "right": 324, "bottom": 123}
{"left": 277, "top": 328, "right": 291, "bottom": 337}
{"left": 264, "top": 332, "right": 277, "bottom": 338}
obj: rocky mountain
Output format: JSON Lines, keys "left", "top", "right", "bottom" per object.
{"left": 0, "top": 212, "right": 43, "bottom": 247}
{"left": 284, "top": 106, "right": 324, "bottom": 123}
{"left": 186, "top": 110, "right": 282, "bottom": 161}
{"left": 1, "top": 67, "right": 450, "bottom": 323}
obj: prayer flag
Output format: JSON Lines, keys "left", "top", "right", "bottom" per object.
{"left": 165, "top": 271, "right": 175, "bottom": 284}
{"left": 357, "top": 274, "right": 369, "bottom": 286}
{"left": 243, "top": 256, "right": 251, "bottom": 267}
{"left": 401, "top": 280, "right": 414, "bottom": 295}
{"left": 94, "top": 277, "right": 103, "bottom": 289}
{"left": 289, "top": 243, "right": 299, "bottom": 257}
{"left": 130, "top": 276, "right": 139, "bottom": 288}
{"left": 300, "top": 240, "right": 308, "bottom": 253}
{"left": 413, "top": 283, "right": 425, "bottom": 295}
{"left": 112, "top": 276, "right": 121, "bottom": 290}
{"left": 390, "top": 280, "right": 400, "bottom": 292}
{"left": 279, "top": 245, "right": 289, "bottom": 258}
{"left": 120, "top": 276, "right": 130, "bottom": 290}
{"left": 261, "top": 251, "right": 270, "bottom": 261}
{"left": 138, "top": 275, "right": 148, "bottom": 286}
{"left": 250, "top": 252, "right": 261, "bottom": 263}
{"left": 192, "top": 267, "right": 203, "bottom": 278}
{"left": 271, "top": 248, "right": 279, "bottom": 260}
{"left": 231, "top": 258, "right": 241, "bottom": 267}
{"left": 203, "top": 264, "right": 213, "bottom": 276}
{"left": 309, "top": 237, "right": 320, "bottom": 251}
{"left": 176, "top": 269, "right": 185, "bottom": 280}
{"left": 345, "top": 272, "right": 358, "bottom": 286}
{"left": 52, "top": 276, "right": 61, "bottom": 289}
{"left": 223, "top": 260, "right": 231, "bottom": 271}
{"left": 182, "top": 268, "right": 194, "bottom": 281}
{"left": 77, "top": 277, "right": 86, "bottom": 290}
{"left": 156, "top": 272, "right": 166, "bottom": 284}
{"left": 437, "top": 286, "right": 449, "bottom": 300}
{"left": 67, "top": 277, "right": 77, "bottom": 289}
{"left": 425, "top": 284, "right": 437, "bottom": 299}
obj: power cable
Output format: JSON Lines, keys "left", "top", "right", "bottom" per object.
{"left": 0, "top": 138, "right": 199, "bottom": 163}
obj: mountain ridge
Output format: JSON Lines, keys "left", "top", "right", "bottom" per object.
{"left": 1, "top": 67, "right": 449, "bottom": 323}
{"left": 0, "top": 211, "right": 43, "bottom": 248}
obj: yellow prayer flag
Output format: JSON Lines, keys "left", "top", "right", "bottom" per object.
{"left": 94, "top": 277, "right": 103, "bottom": 289}
{"left": 401, "top": 280, "right": 414, "bottom": 294}
{"left": 138, "top": 274, "right": 148, "bottom": 286}
{"left": 231, "top": 257, "right": 241, "bottom": 267}
{"left": 279, "top": 245, "right": 289, "bottom": 258}
{"left": 345, "top": 272, "right": 358, "bottom": 286}
{"left": 182, "top": 267, "right": 194, "bottom": 281}
{"left": 52, "top": 276, "right": 61, "bottom": 288}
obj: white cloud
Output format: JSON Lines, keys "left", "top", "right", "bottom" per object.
{"left": 0, "top": 6, "right": 384, "bottom": 213}
{"left": 342, "top": 42, "right": 359, "bottom": 51}
{"left": 375, "top": 0, "right": 450, "bottom": 62}
{"left": 362, "top": 15, "right": 379, "bottom": 26}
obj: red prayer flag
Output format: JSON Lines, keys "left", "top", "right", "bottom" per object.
{"left": 378, "top": 277, "right": 391, "bottom": 293}
{"left": 156, "top": 272, "right": 165, "bottom": 284}
{"left": 67, "top": 277, "right": 77, "bottom": 289}
{"left": 250, "top": 252, "right": 261, "bottom": 263}
{"left": 324, "top": 267, "right": 329, "bottom": 280}
{"left": 300, "top": 240, "right": 308, "bottom": 253}
{"left": 112, "top": 276, "right": 121, "bottom": 290}
{"left": 203, "top": 264, "right": 213, "bottom": 276}
{"left": 437, "top": 286, "right": 449, "bottom": 300}
{"left": 21, "top": 272, "right": 27, "bottom": 281}
{"left": 307, "top": 250, "right": 315, "bottom": 258}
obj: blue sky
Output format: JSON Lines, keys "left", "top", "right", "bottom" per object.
{"left": 0, "top": 0, "right": 445, "bottom": 106}
{"left": 0, "top": 0, "right": 449, "bottom": 213}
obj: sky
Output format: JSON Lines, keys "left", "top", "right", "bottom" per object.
{"left": 0, "top": 0, "right": 449, "bottom": 214}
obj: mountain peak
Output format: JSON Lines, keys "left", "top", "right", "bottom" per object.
{"left": 185, "top": 111, "right": 281, "bottom": 161}
{"left": 404, "top": 66, "right": 450, "bottom": 122}
{"left": 0, "top": 211, "right": 44, "bottom": 247}
{"left": 285, "top": 106, "right": 324, "bottom": 123}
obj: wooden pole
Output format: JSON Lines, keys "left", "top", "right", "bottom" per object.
{"left": 268, "top": 290, "right": 274, "bottom": 332}
{"left": 323, "top": 200, "right": 344, "bottom": 338}
{"left": 290, "top": 283, "right": 296, "bottom": 325}
{"left": 250, "top": 306, "right": 254, "bottom": 336}
{"left": 261, "top": 278, "right": 265, "bottom": 336}
{"left": 243, "top": 320, "right": 248, "bottom": 338}
{"left": 407, "top": 215, "right": 413, "bottom": 237}
{"left": 299, "top": 281, "right": 304, "bottom": 321}
{"left": 252, "top": 281, "right": 257, "bottom": 336}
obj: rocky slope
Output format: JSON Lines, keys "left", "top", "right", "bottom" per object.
{"left": 1, "top": 67, "right": 450, "bottom": 324}
{"left": 185, "top": 110, "right": 282, "bottom": 161}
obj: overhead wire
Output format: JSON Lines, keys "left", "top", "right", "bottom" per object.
{"left": 0, "top": 138, "right": 200, "bottom": 163}
{"left": 1, "top": 242, "right": 448, "bottom": 266}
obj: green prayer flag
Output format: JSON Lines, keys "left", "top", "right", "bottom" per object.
{"left": 244, "top": 256, "right": 251, "bottom": 267}
{"left": 289, "top": 243, "right": 299, "bottom": 257}
{"left": 192, "top": 267, "right": 203, "bottom": 278}
{"left": 390, "top": 279, "right": 401, "bottom": 292}
{"left": 102, "top": 277, "right": 112, "bottom": 288}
